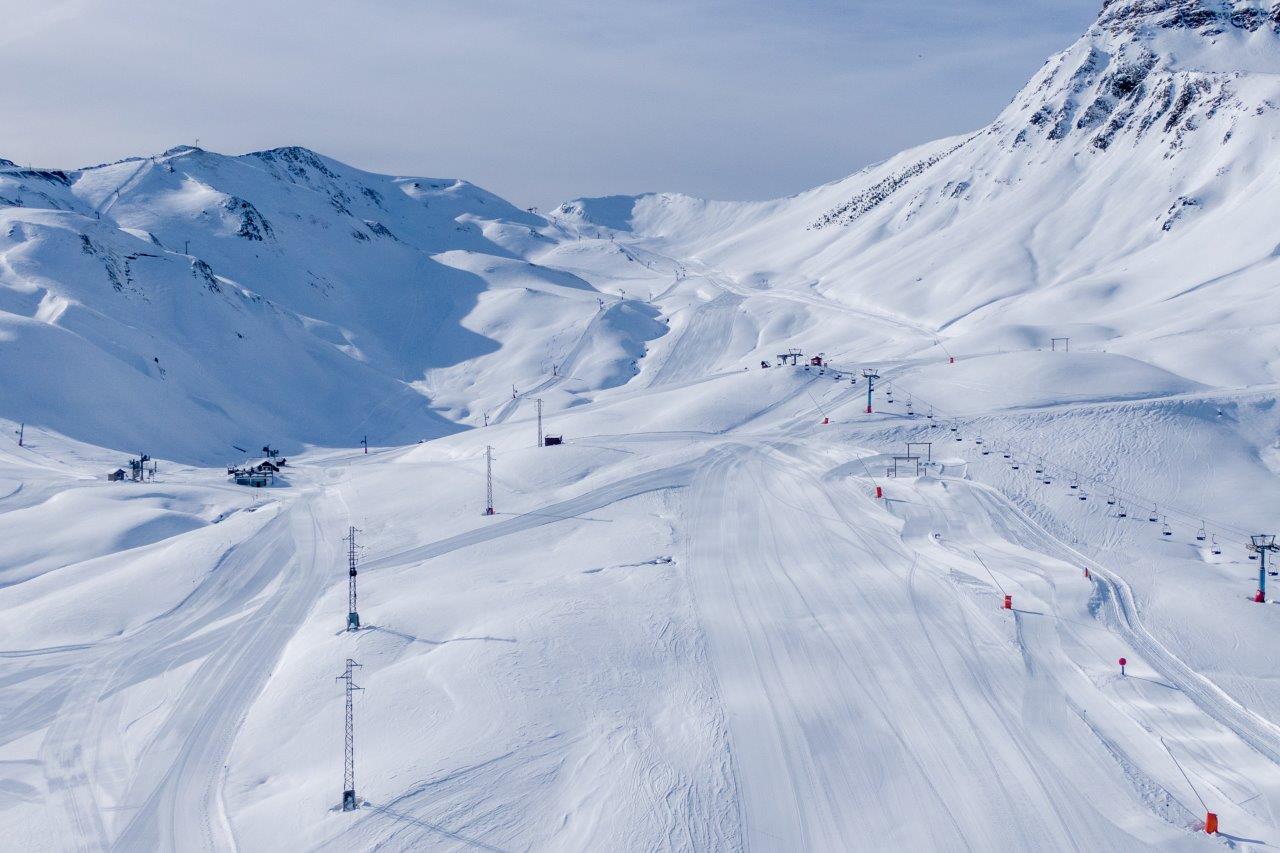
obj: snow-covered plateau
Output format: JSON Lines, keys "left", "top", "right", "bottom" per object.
{"left": 6, "top": 1, "right": 1280, "bottom": 850}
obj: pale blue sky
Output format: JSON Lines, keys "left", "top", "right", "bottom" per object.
{"left": 5, "top": 0, "right": 1097, "bottom": 209}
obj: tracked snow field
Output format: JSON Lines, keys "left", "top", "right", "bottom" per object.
{"left": 2, "top": 351, "right": 1280, "bottom": 851}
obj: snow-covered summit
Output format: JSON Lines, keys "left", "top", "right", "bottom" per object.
{"left": 551, "top": 0, "right": 1280, "bottom": 392}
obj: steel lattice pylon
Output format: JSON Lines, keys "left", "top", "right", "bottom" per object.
{"left": 345, "top": 526, "right": 360, "bottom": 630}
{"left": 336, "top": 658, "right": 363, "bottom": 811}
{"left": 485, "top": 446, "right": 495, "bottom": 515}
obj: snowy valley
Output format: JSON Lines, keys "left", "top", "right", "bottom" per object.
{"left": 5, "top": 1, "right": 1280, "bottom": 850}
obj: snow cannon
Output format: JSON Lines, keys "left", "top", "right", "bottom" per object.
{"left": 1002, "top": 595, "right": 1012, "bottom": 610}
{"left": 1205, "top": 813, "right": 1218, "bottom": 834}
{"left": 875, "top": 486, "right": 883, "bottom": 499}
{"left": 821, "top": 416, "right": 830, "bottom": 425}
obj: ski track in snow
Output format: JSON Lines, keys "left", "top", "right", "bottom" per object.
{"left": 5, "top": 353, "right": 1280, "bottom": 850}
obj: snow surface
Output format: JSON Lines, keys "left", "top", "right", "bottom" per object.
{"left": 6, "top": 1, "right": 1280, "bottom": 850}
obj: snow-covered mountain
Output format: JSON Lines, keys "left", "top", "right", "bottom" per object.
{"left": 11, "top": 2, "right": 1280, "bottom": 464}
{"left": 11, "top": 6, "right": 1280, "bottom": 850}
{"left": 0, "top": 146, "right": 663, "bottom": 463}
{"left": 558, "top": 0, "right": 1280, "bottom": 388}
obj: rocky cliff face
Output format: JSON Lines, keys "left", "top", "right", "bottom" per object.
{"left": 804, "top": 0, "right": 1280, "bottom": 232}
{"left": 1097, "top": 0, "right": 1280, "bottom": 34}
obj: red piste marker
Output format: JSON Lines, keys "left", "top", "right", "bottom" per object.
{"left": 1118, "top": 657, "right": 1127, "bottom": 676}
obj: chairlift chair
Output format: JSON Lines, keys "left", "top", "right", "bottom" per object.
{"left": 1161, "top": 518, "right": 1172, "bottom": 537}
{"left": 1211, "top": 534, "right": 1221, "bottom": 556}
{"left": 1107, "top": 492, "right": 1116, "bottom": 506}
{"left": 1148, "top": 505, "right": 1159, "bottom": 523}
{"left": 1196, "top": 522, "right": 1206, "bottom": 542}
{"left": 1003, "top": 450, "right": 1012, "bottom": 460}
{"left": 1078, "top": 490, "right": 1089, "bottom": 501}
{"left": 1117, "top": 504, "right": 1127, "bottom": 518}
{"left": 975, "top": 435, "right": 984, "bottom": 445}
{"left": 1042, "top": 474, "right": 1052, "bottom": 484}
{"left": 982, "top": 446, "right": 991, "bottom": 456}
{"left": 1035, "top": 462, "right": 1044, "bottom": 475}
{"left": 927, "top": 406, "right": 935, "bottom": 420}
{"left": 1069, "top": 476, "right": 1079, "bottom": 490}
{"left": 1011, "top": 459, "right": 1020, "bottom": 470}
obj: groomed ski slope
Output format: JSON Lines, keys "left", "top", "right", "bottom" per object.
{"left": 4, "top": 331, "right": 1280, "bottom": 850}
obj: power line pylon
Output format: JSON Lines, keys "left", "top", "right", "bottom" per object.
{"left": 484, "top": 445, "right": 495, "bottom": 515}
{"left": 344, "top": 527, "right": 361, "bottom": 630}
{"left": 536, "top": 398, "right": 544, "bottom": 447}
{"left": 335, "top": 659, "right": 364, "bottom": 811}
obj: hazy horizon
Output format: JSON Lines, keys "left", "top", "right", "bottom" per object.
{"left": 6, "top": 0, "right": 1097, "bottom": 210}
